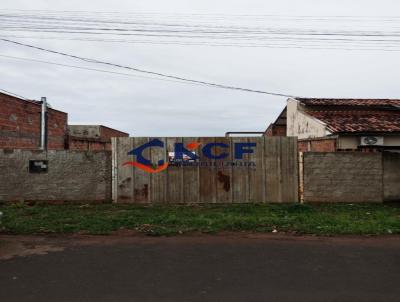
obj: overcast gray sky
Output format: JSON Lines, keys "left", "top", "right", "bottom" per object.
{"left": 1, "top": 0, "right": 399, "bottom": 136}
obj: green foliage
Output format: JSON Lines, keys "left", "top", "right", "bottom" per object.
{"left": 0, "top": 203, "right": 399, "bottom": 236}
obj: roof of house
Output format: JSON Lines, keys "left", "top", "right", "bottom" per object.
{"left": 296, "top": 98, "right": 400, "bottom": 107}
{"left": 295, "top": 98, "right": 400, "bottom": 134}
{"left": 306, "top": 110, "right": 400, "bottom": 133}
{"left": 68, "top": 125, "right": 129, "bottom": 139}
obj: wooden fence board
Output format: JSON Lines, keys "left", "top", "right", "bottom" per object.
{"left": 231, "top": 137, "right": 249, "bottom": 203}
{"left": 150, "top": 137, "right": 167, "bottom": 203}
{"left": 216, "top": 136, "right": 232, "bottom": 203}
{"left": 281, "top": 137, "right": 298, "bottom": 202}
{"left": 112, "top": 137, "right": 298, "bottom": 204}
{"left": 133, "top": 137, "right": 150, "bottom": 203}
{"left": 248, "top": 137, "right": 266, "bottom": 203}
{"left": 182, "top": 137, "right": 200, "bottom": 203}
{"left": 111, "top": 137, "right": 118, "bottom": 202}
{"left": 114, "top": 137, "right": 134, "bottom": 202}
{"left": 199, "top": 137, "right": 217, "bottom": 203}
{"left": 265, "top": 137, "right": 282, "bottom": 202}
{"left": 166, "top": 137, "right": 183, "bottom": 203}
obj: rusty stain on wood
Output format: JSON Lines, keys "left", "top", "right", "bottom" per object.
{"left": 118, "top": 195, "right": 132, "bottom": 200}
{"left": 134, "top": 184, "right": 149, "bottom": 201}
{"left": 112, "top": 137, "right": 299, "bottom": 203}
{"left": 217, "top": 171, "right": 230, "bottom": 192}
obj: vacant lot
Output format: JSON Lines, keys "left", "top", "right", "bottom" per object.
{"left": 0, "top": 203, "right": 399, "bottom": 236}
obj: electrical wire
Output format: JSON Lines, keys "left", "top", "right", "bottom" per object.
{"left": 0, "top": 53, "right": 207, "bottom": 87}
{"left": 2, "top": 34, "right": 400, "bottom": 51}
{"left": 0, "top": 38, "right": 298, "bottom": 97}
{"left": 1, "top": 10, "right": 400, "bottom": 51}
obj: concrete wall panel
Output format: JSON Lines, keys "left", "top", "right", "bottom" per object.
{"left": 303, "top": 152, "right": 383, "bottom": 203}
{"left": 0, "top": 149, "right": 111, "bottom": 202}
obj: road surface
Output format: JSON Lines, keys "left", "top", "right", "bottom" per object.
{"left": 0, "top": 234, "right": 399, "bottom": 302}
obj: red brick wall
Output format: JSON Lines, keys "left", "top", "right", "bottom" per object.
{"left": 0, "top": 93, "right": 67, "bottom": 150}
{"left": 100, "top": 126, "right": 128, "bottom": 140}
{"left": 68, "top": 139, "right": 89, "bottom": 151}
{"left": 91, "top": 142, "right": 110, "bottom": 151}
{"left": 298, "top": 138, "right": 337, "bottom": 152}
{"left": 47, "top": 108, "right": 68, "bottom": 149}
{"left": 67, "top": 126, "right": 128, "bottom": 151}
{"left": 68, "top": 137, "right": 111, "bottom": 151}
{"left": 265, "top": 124, "right": 286, "bottom": 137}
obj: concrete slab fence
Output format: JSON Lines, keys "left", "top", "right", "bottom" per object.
{"left": 301, "top": 152, "right": 400, "bottom": 203}
{"left": 111, "top": 137, "right": 299, "bottom": 203}
{"left": 0, "top": 149, "right": 112, "bottom": 202}
{"left": 0, "top": 144, "right": 399, "bottom": 204}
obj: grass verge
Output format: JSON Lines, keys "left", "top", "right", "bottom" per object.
{"left": 0, "top": 203, "right": 399, "bottom": 236}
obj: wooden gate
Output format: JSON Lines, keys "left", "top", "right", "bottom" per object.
{"left": 112, "top": 137, "right": 298, "bottom": 203}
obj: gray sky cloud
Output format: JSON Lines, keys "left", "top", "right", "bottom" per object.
{"left": 1, "top": 0, "right": 400, "bottom": 136}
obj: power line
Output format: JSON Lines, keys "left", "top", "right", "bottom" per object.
{"left": 2, "top": 9, "right": 400, "bottom": 20}
{"left": 2, "top": 11, "right": 400, "bottom": 51}
{"left": 2, "top": 19, "right": 400, "bottom": 39}
{"left": 2, "top": 34, "right": 400, "bottom": 51}
{"left": 0, "top": 38, "right": 297, "bottom": 97}
{"left": 0, "top": 53, "right": 206, "bottom": 86}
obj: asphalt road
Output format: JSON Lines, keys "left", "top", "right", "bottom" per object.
{"left": 0, "top": 234, "right": 399, "bottom": 302}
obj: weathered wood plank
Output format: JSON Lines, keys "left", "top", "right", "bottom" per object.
{"left": 280, "top": 137, "right": 291, "bottom": 203}
{"left": 215, "top": 136, "right": 232, "bottom": 203}
{"left": 166, "top": 137, "right": 183, "bottom": 203}
{"left": 248, "top": 137, "right": 266, "bottom": 203}
{"left": 291, "top": 137, "right": 300, "bottom": 202}
{"left": 116, "top": 137, "right": 134, "bottom": 203}
{"left": 280, "top": 137, "right": 298, "bottom": 203}
{"left": 231, "top": 137, "right": 250, "bottom": 203}
{"left": 182, "top": 137, "right": 200, "bottom": 203}
{"left": 199, "top": 137, "right": 217, "bottom": 203}
{"left": 265, "top": 137, "right": 282, "bottom": 202}
{"left": 132, "top": 137, "right": 151, "bottom": 203}
{"left": 150, "top": 137, "right": 167, "bottom": 203}
{"left": 111, "top": 137, "right": 118, "bottom": 203}
{"left": 113, "top": 136, "right": 298, "bottom": 204}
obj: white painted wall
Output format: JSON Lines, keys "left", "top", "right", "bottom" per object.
{"left": 337, "top": 136, "right": 358, "bottom": 149}
{"left": 338, "top": 136, "right": 400, "bottom": 149}
{"left": 384, "top": 136, "right": 400, "bottom": 146}
{"left": 68, "top": 125, "right": 101, "bottom": 138}
{"left": 286, "top": 98, "right": 329, "bottom": 139}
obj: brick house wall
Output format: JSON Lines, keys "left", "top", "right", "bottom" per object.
{"left": 67, "top": 138, "right": 91, "bottom": 151}
{"left": 0, "top": 93, "right": 67, "bottom": 150}
{"left": 265, "top": 123, "right": 286, "bottom": 137}
{"left": 100, "top": 126, "right": 128, "bottom": 140}
{"left": 68, "top": 137, "right": 110, "bottom": 151}
{"left": 298, "top": 137, "right": 337, "bottom": 152}
{"left": 47, "top": 108, "right": 68, "bottom": 149}
{"left": 1, "top": 93, "right": 128, "bottom": 151}
{"left": 67, "top": 125, "right": 128, "bottom": 151}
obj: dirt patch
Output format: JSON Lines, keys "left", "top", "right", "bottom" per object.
{"left": 0, "top": 237, "right": 64, "bottom": 260}
{"left": 1, "top": 232, "right": 400, "bottom": 260}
